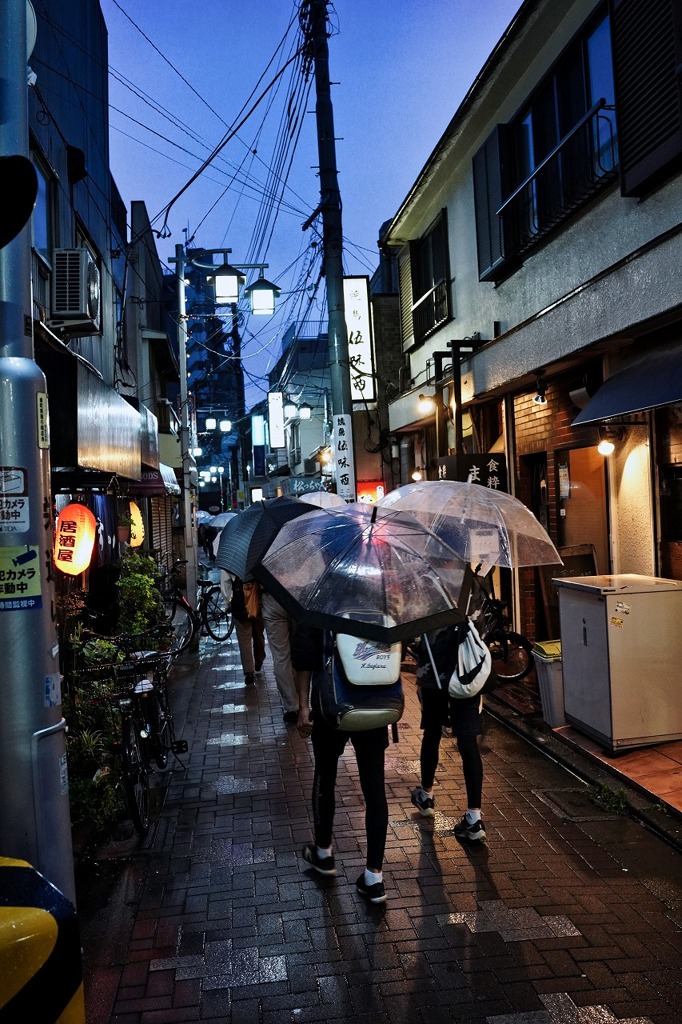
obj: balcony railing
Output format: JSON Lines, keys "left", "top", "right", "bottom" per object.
{"left": 497, "top": 99, "right": 618, "bottom": 259}
{"left": 412, "top": 279, "right": 450, "bottom": 344}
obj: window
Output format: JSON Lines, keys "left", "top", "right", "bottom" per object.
{"left": 31, "top": 157, "right": 51, "bottom": 264}
{"left": 473, "top": 8, "right": 619, "bottom": 280}
{"left": 408, "top": 210, "right": 452, "bottom": 345}
{"left": 609, "top": 0, "right": 682, "bottom": 196}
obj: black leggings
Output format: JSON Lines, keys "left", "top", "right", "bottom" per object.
{"left": 420, "top": 726, "right": 483, "bottom": 807}
{"left": 311, "top": 721, "right": 389, "bottom": 870}
{"left": 419, "top": 687, "right": 483, "bottom": 807}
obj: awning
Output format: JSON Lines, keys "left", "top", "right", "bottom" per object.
{"left": 129, "top": 464, "right": 181, "bottom": 497}
{"left": 572, "top": 345, "right": 682, "bottom": 426}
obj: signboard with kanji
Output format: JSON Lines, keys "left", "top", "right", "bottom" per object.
{"left": 436, "top": 453, "right": 508, "bottom": 491}
{"left": 332, "top": 414, "right": 356, "bottom": 502}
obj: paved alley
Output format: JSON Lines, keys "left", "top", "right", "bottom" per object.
{"left": 78, "top": 631, "right": 682, "bottom": 1023}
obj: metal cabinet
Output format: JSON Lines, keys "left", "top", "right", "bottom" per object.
{"left": 554, "top": 574, "right": 682, "bottom": 753}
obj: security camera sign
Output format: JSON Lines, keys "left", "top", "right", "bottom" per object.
{"left": 0, "top": 466, "right": 29, "bottom": 533}
{"left": 0, "top": 545, "right": 42, "bottom": 610}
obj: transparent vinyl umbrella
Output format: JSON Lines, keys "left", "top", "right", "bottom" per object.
{"left": 300, "top": 490, "right": 346, "bottom": 508}
{"left": 379, "top": 480, "right": 562, "bottom": 573}
{"left": 208, "top": 511, "right": 238, "bottom": 529}
{"left": 254, "top": 502, "right": 468, "bottom": 643}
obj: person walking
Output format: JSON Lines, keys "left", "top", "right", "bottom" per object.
{"left": 293, "top": 624, "right": 390, "bottom": 904}
{"left": 410, "top": 621, "right": 487, "bottom": 841}
{"left": 226, "top": 572, "right": 265, "bottom": 686}
{"left": 261, "top": 589, "right": 299, "bottom": 723}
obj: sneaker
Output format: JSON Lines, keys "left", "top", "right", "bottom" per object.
{"left": 411, "top": 787, "right": 435, "bottom": 817}
{"left": 356, "top": 872, "right": 387, "bottom": 904}
{"left": 301, "top": 843, "right": 336, "bottom": 876}
{"left": 244, "top": 672, "right": 255, "bottom": 686}
{"left": 453, "top": 815, "right": 487, "bottom": 841}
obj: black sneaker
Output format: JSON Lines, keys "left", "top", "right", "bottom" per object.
{"left": 301, "top": 843, "right": 336, "bottom": 876}
{"left": 453, "top": 815, "right": 487, "bottom": 841}
{"left": 244, "top": 672, "right": 255, "bottom": 686}
{"left": 356, "top": 872, "right": 387, "bottom": 904}
{"left": 411, "top": 787, "right": 435, "bottom": 817}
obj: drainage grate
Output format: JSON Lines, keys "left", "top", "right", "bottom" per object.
{"left": 533, "top": 787, "right": 620, "bottom": 821}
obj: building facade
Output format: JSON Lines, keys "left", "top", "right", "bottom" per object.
{"left": 381, "top": 0, "right": 682, "bottom": 639}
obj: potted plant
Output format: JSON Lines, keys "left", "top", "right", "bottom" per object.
{"left": 117, "top": 508, "right": 132, "bottom": 543}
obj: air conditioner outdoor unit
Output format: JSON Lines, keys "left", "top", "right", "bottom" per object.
{"left": 49, "top": 248, "right": 101, "bottom": 335}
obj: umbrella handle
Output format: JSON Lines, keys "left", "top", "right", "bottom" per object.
{"left": 423, "top": 633, "right": 443, "bottom": 690}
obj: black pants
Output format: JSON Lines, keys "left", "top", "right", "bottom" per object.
{"left": 311, "top": 719, "right": 389, "bottom": 870}
{"left": 419, "top": 686, "right": 483, "bottom": 808}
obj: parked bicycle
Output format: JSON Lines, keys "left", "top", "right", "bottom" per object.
{"left": 468, "top": 566, "right": 534, "bottom": 681}
{"left": 160, "top": 559, "right": 234, "bottom": 651}
{"left": 73, "top": 624, "right": 188, "bottom": 835}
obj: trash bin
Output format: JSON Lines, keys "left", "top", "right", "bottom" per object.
{"left": 532, "top": 641, "right": 565, "bottom": 727}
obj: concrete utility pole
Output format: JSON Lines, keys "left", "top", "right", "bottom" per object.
{"left": 0, "top": 1, "right": 76, "bottom": 904}
{"left": 171, "top": 244, "right": 199, "bottom": 607}
{"left": 305, "top": 0, "right": 356, "bottom": 500}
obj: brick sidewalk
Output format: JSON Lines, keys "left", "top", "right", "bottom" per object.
{"left": 80, "top": 632, "right": 682, "bottom": 1023}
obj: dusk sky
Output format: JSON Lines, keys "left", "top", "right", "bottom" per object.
{"left": 101, "top": 0, "right": 521, "bottom": 405}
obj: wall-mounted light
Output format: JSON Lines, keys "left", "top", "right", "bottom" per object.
{"left": 533, "top": 376, "right": 547, "bottom": 406}
{"left": 418, "top": 393, "right": 436, "bottom": 415}
{"left": 298, "top": 402, "right": 313, "bottom": 420}
{"left": 411, "top": 467, "right": 424, "bottom": 482}
{"left": 597, "top": 424, "right": 624, "bottom": 456}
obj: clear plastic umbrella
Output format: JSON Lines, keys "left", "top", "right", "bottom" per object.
{"left": 300, "top": 490, "right": 346, "bottom": 508}
{"left": 254, "top": 502, "right": 468, "bottom": 643}
{"left": 208, "top": 511, "right": 238, "bottom": 529}
{"left": 378, "top": 480, "right": 562, "bottom": 574}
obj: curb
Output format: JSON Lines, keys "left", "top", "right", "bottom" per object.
{"left": 484, "top": 693, "right": 682, "bottom": 855}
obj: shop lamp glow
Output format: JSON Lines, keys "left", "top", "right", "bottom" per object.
{"left": 129, "top": 501, "right": 144, "bottom": 548}
{"left": 54, "top": 503, "right": 97, "bottom": 575}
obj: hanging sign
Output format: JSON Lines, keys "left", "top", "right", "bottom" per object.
{"left": 332, "top": 414, "right": 356, "bottom": 502}
{"left": 344, "top": 276, "right": 375, "bottom": 402}
{"left": 53, "top": 503, "right": 97, "bottom": 575}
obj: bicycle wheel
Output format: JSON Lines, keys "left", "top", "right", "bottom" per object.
{"left": 120, "top": 714, "right": 150, "bottom": 834}
{"left": 166, "top": 597, "right": 197, "bottom": 652}
{"left": 203, "top": 585, "right": 234, "bottom": 641}
{"left": 488, "top": 630, "right": 534, "bottom": 682}
{"left": 146, "top": 668, "right": 176, "bottom": 769}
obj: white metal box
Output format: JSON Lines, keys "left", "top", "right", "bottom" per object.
{"left": 554, "top": 574, "right": 682, "bottom": 753}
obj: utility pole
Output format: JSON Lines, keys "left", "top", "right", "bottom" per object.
{"left": 170, "top": 244, "right": 199, "bottom": 607}
{"left": 0, "top": 1, "right": 76, "bottom": 903}
{"left": 305, "top": 0, "right": 356, "bottom": 500}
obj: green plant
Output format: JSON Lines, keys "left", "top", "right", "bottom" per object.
{"left": 118, "top": 508, "right": 133, "bottom": 527}
{"left": 115, "top": 551, "right": 165, "bottom": 634}
{"left": 588, "top": 783, "right": 629, "bottom": 815}
{"left": 63, "top": 679, "right": 125, "bottom": 831}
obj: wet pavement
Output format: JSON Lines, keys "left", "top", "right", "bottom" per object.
{"left": 77, "top": 629, "right": 682, "bottom": 1023}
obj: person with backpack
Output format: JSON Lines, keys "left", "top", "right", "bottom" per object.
{"left": 293, "top": 623, "right": 395, "bottom": 905}
{"left": 410, "top": 616, "right": 488, "bottom": 841}
{"left": 226, "top": 571, "right": 265, "bottom": 686}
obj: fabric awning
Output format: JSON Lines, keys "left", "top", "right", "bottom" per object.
{"left": 572, "top": 345, "right": 682, "bottom": 426}
{"left": 129, "top": 463, "right": 180, "bottom": 496}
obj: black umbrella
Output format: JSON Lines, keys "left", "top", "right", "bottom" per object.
{"left": 253, "top": 503, "right": 468, "bottom": 643}
{"left": 214, "top": 496, "right": 318, "bottom": 580}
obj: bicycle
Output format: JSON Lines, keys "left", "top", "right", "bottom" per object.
{"left": 468, "top": 567, "right": 534, "bottom": 681}
{"left": 160, "top": 560, "right": 233, "bottom": 651}
{"left": 73, "top": 624, "right": 188, "bottom": 834}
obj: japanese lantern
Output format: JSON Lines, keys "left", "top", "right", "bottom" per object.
{"left": 129, "top": 500, "right": 144, "bottom": 548}
{"left": 54, "top": 503, "right": 97, "bottom": 575}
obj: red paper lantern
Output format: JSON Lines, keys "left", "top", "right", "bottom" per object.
{"left": 54, "top": 503, "right": 97, "bottom": 575}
